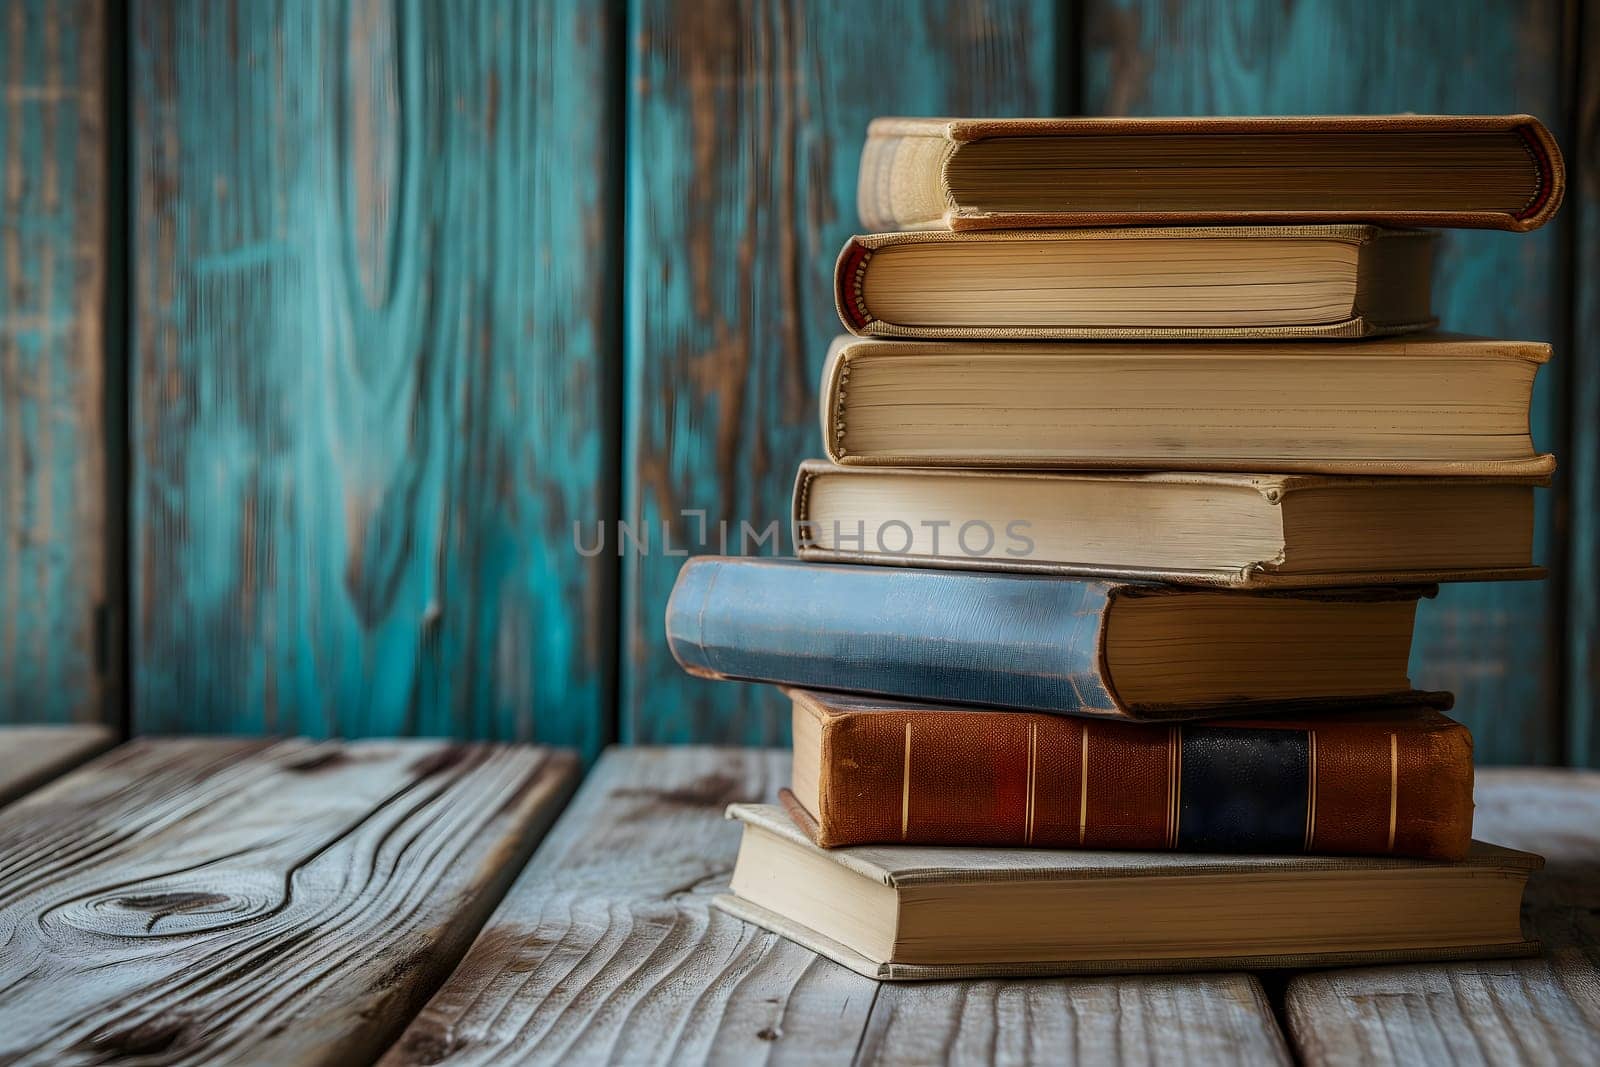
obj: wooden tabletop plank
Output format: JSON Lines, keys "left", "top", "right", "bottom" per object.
{"left": 0, "top": 725, "right": 116, "bottom": 806}
{"left": 855, "top": 975, "right": 1291, "bottom": 1066}
{"left": 382, "top": 746, "right": 878, "bottom": 1066}
{"left": 1285, "top": 768, "right": 1600, "bottom": 1065}
{"left": 0, "top": 738, "right": 578, "bottom": 1067}
{"left": 387, "top": 747, "right": 1290, "bottom": 1066}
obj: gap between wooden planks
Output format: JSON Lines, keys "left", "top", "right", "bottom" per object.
{"left": 0, "top": 737, "right": 578, "bottom": 1066}
{"left": 382, "top": 747, "right": 1291, "bottom": 1066}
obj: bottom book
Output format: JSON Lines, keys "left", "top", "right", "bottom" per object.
{"left": 715, "top": 804, "right": 1542, "bottom": 981}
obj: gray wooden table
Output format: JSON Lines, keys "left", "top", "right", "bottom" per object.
{"left": 0, "top": 729, "right": 1595, "bottom": 1065}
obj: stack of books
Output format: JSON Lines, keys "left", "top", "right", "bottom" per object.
{"left": 667, "top": 115, "right": 1564, "bottom": 979}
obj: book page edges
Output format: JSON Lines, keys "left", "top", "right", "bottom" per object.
{"left": 796, "top": 459, "right": 1554, "bottom": 500}
{"left": 712, "top": 894, "right": 1540, "bottom": 980}
{"left": 836, "top": 226, "right": 1437, "bottom": 339}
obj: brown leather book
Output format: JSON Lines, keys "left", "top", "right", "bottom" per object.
{"left": 793, "top": 462, "right": 1545, "bottom": 588}
{"left": 858, "top": 115, "right": 1563, "bottom": 232}
{"left": 820, "top": 334, "right": 1555, "bottom": 476}
{"left": 834, "top": 226, "right": 1435, "bottom": 340}
{"left": 785, "top": 688, "right": 1474, "bottom": 860}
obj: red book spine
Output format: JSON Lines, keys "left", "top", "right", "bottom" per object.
{"left": 796, "top": 699, "right": 1473, "bottom": 860}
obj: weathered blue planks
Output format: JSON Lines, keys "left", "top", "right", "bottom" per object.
{"left": 1082, "top": 0, "right": 1570, "bottom": 764}
{"left": 0, "top": 0, "right": 113, "bottom": 725}
{"left": 130, "top": 1, "right": 620, "bottom": 757}
{"left": 622, "top": 0, "right": 1059, "bottom": 743}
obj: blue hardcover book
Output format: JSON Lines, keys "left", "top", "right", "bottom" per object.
{"left": 665, "top": 557, "right": 1439, "bottom": 720}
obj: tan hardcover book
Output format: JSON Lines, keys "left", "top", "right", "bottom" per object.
{"left": 858, "top": 115, "right": 1563, "bottom": 232}
{"left": 793, "top": 462, "right": 1544, "bottom": 588}
{"left": 715, "top": 803, "right": 1543, "bottom": 980}
{"left": 835, "top": 226, "right": 1435, "bottom": 340}
{"left": 821, "top": 334, "right": 1554, "bottom": 476}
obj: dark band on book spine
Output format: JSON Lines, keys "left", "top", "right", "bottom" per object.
{"left": 1177, "top": 727, "right": 1310, "bottom": 852}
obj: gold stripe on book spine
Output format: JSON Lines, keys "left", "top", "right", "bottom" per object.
{"left": 1025, "top": 722, "right": 1038, "bottom": 844}
{"left": 1168, "top": 727, "right": 1183, "bottom": 849}
{"left": 1304, "top": 730, "right": 1318, "bottom": 851}
{"left": 1078, "top": 728, "right": 1090, "bottom": 846}
{"left": 901, "top": 723, "right": 912, "bottom": 841}
{"left": 1164, "top": 728, "right": 1174, "bottom": 848}
{"left": 1387, "top": 732, "right": 1399, "bottom": 852}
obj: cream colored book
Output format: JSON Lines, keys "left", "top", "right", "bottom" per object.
{"left": 793, "top": 462, "right": 1544, "bottom": 588}
{"left": 835, "top": 226, "right": 1435, "bottom": 339}
{"left": 821, "top": 335, "right": 1554, "bottom": 476}
{"left": 714, "top": 804, "right": 1542, "bottom": 980}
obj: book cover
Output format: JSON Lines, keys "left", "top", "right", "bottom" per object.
{"left": 819, "top": 334, "right": 1555, "bottom": 476}
{"left": 714, "top": 804, "right": 1542, "bottom": 981}
{"left": 834, "top": 226, "right": 1436, "bottom": 340}
{"left": 858, "top": 114, "right": 1563, "bottom": 232}
{"left": 786, "top": 688, "right": 1472, "bottom": 859}
{"left": 665, "top": 557, "right": 1441, "bottom": 720}
{"left": 792, "top": 462, "right": 1547, "bottom": 589}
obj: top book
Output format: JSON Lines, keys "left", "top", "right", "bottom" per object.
{"left": 858, "top": 115, "right": 1563, "bottom": 233}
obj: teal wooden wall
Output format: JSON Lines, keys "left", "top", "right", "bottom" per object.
{"left": 130, "top": 0, "right": 620, "bottom": 757}
{"left": 2, "top": 0, "right": 1596, "bottom": 764}
{"left": 0, "top": 0, "right": 116, "bottom": 725}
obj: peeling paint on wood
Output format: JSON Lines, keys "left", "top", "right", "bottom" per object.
{"left": 1082, "top": 0, "right": 1569, "bottom": 764}
{"left": 130, "top": 1, "right": 621, "bottom": 755}
{"left": 0, "top": 0, "right": 110, "bottom": 725}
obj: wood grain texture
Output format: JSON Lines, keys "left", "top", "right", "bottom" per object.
{"left": 1284, "top": 768, "right": 1600, "bottom": 1065}
{"left": 0, "top": 723, "right": 113, "bottom": 805}
{"left": 0, "top": 0, "right": 112, "bottom": 724}
{"left": 130, "top": 1, "right": 620, "bottom": 755}
{"left": 0, "top": 737, "right": 579, "bottom": 1066}
{"left": 1082, "top": 0, "right": 1567, "bottom": 764}
{"left": 855, "top": 975, "right": 1290, "bottom": 1066}
{"left": 1569, "top": 0, "right": 1599, "bottom": 767}
{"left": 380, "top": 746, "right": 878, "bottom": 1065}
{"left": 623, "top": 0, "right": 1057, "bottom": 743}
{"left": 388, "top": 747, "right": 1290, "bottom": 1066}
